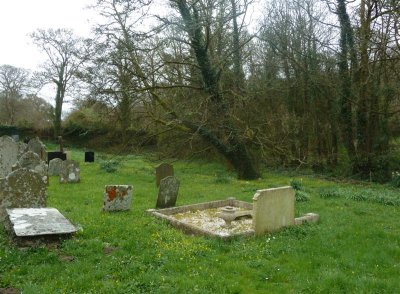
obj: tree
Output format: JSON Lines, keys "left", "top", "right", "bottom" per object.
{"left": 0, "top": 65, "right": 30, "bottom": 125}
{"left": 31, "top": 28, "right": 90, "bottom": 137}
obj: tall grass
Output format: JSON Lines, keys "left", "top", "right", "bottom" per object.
{"left": 0, "top": 147, "right": 399, "bottom": 293}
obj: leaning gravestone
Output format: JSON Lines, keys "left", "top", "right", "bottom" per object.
{"left": 103, "top": 185, "right": 133, "bottom": 211}
{"left": 156, "top": 176, "right": 180, "bottom": 209}
{"left": 13, "top": 151, "right": 48, "bottom": 184}
{"left": 0, "top": 135, "right": 19, "bottom": 178}
{"left": 0, "top": 168, "right": 47, "bottom": 221}
{"left": 156, "top": 163, "right": 174, "bottom": 187}
{"left": 59, "top": 160, "right": 80, "bottom": 183}
{"left": 48, "top": 158, "right": 63, "bottom": 176}
{"left": 27, "top": 137, "right": 46, "bottom": 161}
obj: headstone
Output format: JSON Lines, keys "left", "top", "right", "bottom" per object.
{"left": 103, "top": 185, "right": 133, "bottom": 211}
{"left": 59, "top": 160, "right": 80, "bottom": 183}
{"left": 0, "top": 135, "right": 19, "bottom": 178}
{"left": 156, "top": 176, "right": 180, "bottom": 209}
{"left": 27, "top": 137, "right": 46, "bottom": 161}
{"left": 13, "top": 151, "right": 48, "bottom": 184}
{"left": 156, "top": 163, "right": 174, "bottom": 187}
{"left": 252, "top": 186, "right": 295, "bottom": 235}
{"left": 11, "top": 134, "right": 19, "bottom": 142}
{"left": 6, "top": 208, "right": 77, "bottom": 237}
{"left": 64, "top": 151, "right": 72, "bottom": 160}
{"left": 48, "top": 158, "right": 63, "bottom": 176}
{"left": 47, "top": 151, "right": 66, "bottom": 163}
{"left": 0, "top": 168, "right": 47, "bottom": 221}
{"left": 85, "top": 151, "right": 95, "bottom": 162}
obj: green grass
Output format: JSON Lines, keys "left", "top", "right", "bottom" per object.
{"left": 1, "top": 148, "right": 400, "bottom": 293}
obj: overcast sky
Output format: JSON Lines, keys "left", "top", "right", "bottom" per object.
{"left": 0, "top": 0, "right": 96, "bottom": 70}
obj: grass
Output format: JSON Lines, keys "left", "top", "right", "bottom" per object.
{"left": 0, "top": 147, "right": 400, "bottom": 293}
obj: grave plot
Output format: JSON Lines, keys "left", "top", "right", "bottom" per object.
{"left": 5, "top": 208, "right": 77, "bottom": 246}
{"left": 148, "top": 187, "right": 319, "bottom": 240}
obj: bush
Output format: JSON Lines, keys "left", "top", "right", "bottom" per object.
{"left": 290, "top": 179, "right": 304, "bottom": 191}
{"left": 318, "top": 187, "right": 341, "bottom": 199}
{"left": 100, "top": 159, "right": 120, "bottom": 173}
{"left": 391, "top": 171, "right": 400, "bottom": 187}
{"left": 295, "top": 190, "right": 310, "bottom": 202}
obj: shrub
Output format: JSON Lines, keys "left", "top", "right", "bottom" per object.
{"left": 100, "top": 159, "right": 120, "bottom": 173}
{"left": 318, "top": 187, "right": 341, "bottom": 199}
{"left": 391, "top": 171, "right": 400, "bottom": 187}
{"left": 295, "top": 190, "right": 310, "bottom": 202}
{"left": 290, "top": 179, "right": 304, "bottom": 191}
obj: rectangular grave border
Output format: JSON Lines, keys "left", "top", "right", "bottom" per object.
{"left": 147, "top": 198, "right": 255, "bottom": 240}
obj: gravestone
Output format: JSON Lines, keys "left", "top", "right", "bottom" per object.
{"left": 0, "top": 168, "right": 47, "bottom": 221}
{"left": 103, "top": 185, "right": 133, "bottom": 211}
{"left": 252, "top": 186, "right": 295, "bottom": 235}
{"left": 48, "top": 158, "right": 63, "bottom": 176}
{"left": 0, "top": 135, "right": 19, "bottom": 178}
{"left": 11, "top": 134, "right": 19, "bottom": 142}
{"left": 85, "top": 151, "right": 95, "bottom": 162}
{"left": 27, "top": 137, "right": 46, "bottom": 161}
{"left": 156, "top": 176, "right": 180, "bottom": 209}
{"left": 156, "top": 163, "right": 174, "bottom": 187}
{"left": 59, "top": 160, "right": 80, "bottom": 183}
{"left": 13, "top": 151, "right": 48, "bottom": 184}
{"left": 47, "top": 151, "right": 66, "bottom": 163}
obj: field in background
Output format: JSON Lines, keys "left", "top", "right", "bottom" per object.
{"left": 0, "top": 146, "right": 399, "bottom": 293}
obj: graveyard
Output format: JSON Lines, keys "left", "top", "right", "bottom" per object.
{"left": 0, "top": 138, "right": 399, "bottom": 293}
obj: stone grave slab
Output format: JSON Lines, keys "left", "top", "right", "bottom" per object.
{"left": 85, "top": 151, "right": 95, "bottom": 162}
{"left": 156, "top": 176, "right": 180, "bottom": 209}
{"left": 0, "top": 135, "right": 19, "bottom": 178}
{"left": 0, "top": 168, "right": 47, "bottom": 221}
{"left": 252, "top": 186, "right": 295, "bottom": 235}
{"left": 156, "top": 163, "right": 174, "bottom": 187}
{"left": 103, "top": 185, "right": 133, "bottom": 211}
{"left": 59, "top": 160, "right": 80, "bottom": 183}
{"left": 6, "top": 208, "right": 77, "bottom": 237}
{"left": 27, "top": 137, "right": 46, "bottom": 161}
{"left": 49, "top": 158, "right": 63, "bottom": 176}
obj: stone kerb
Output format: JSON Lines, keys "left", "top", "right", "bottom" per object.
{"left": 0, "top": 168, "right": 47, "bottom": 221}
{"left": 103, "top": 185, "right": 133, "bottom": 211}
{"left": 59, "top": 160, "right": 80, "bottom": 183}
{"left": 252, "top": 186, "right": 295, "bottom": 235}
{"left": 0, "top": 135, "right": 19, "bottom": 178}
{"left": 156, "top": 176, "right": 180, "bottom": 209}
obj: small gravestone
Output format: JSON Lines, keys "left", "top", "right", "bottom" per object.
{"left": 103, "top": 185, "right": 133, "bottom": 211}
{"left": 156, "top": 163, "right": 174, "bottom": 187}
{"left": 0, "top": 168, "right": 47, "bottom": 221}
{"left": 85, "top": 151, "right": 95, "bottom": 162}
{"left": 48, "top": 158, "right": 63, "bottom": 176}
{"left": 47, "top": 151, "right": 66, "bottom": 163}
{"left": 59, "top": 160, "right": 80, "bottom": 183}
{"left": 252, "top": 186, "right": 295, "bottom": 235}
{"left": 27, "top": 137, "right": 46, "bottom": 161}
{"left": 156, "top": 176, "right": 180, "bottom": 209}
{"left": 13, "top": 151, "right": 48, "bottom": 184}
{"left": 0, "top": 135, "right": 19, "bottom": 178}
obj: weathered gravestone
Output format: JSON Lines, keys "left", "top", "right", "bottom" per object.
{"left": 0, "top": 135, "right": 19, "bottom": 178}
{"left": 85, "top": 151, "right": 95, "bottom": 162}
{"left": 13, "top": 151, "right": 48, "bottom": 184}
{"left": 156, "top": 176, "right": 180, "bottom": 209}
{"left": 27, "top": 137, "right": 46, "bottom": 161}
{"left": 103, "top": 185, "right": 133, "bottom": 211}
{"left": 48, "top": 158, "right": 63, "bottom": 176}
{"left": 156, "top": 163, "right": 174, "bottom": 187}
{"left": 47, "top": 151, "right": 66, "bottom": 163}
{"left": 252, "top": 186, "right": 295, "bottom": 235}
{"left": 0, "top": 168, "right": 47, "bottom": 221}
{"left": 11, "top": 134, "right": 19, "bottom": 142}
{"left": 59, "top": 160, "right": 80, "bottom": 183}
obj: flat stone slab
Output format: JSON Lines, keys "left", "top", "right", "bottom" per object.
{"left": 6, "top": 208, "right": 77, "bottom": 237}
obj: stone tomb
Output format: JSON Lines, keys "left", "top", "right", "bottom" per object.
{"left": 85, "top": 151, "right": 95, "bottom": 162}
{"left": 48, "top": 158, "right": 64, "bottom": 176}
{"left": 59, "top": 160, "right": 80, "bottom": 183}
{"left": 148, "top": 186, "right": 319, "bottom": 240}
{"left": 156, "top": 176, "right": 180, "bottom": 209}
{"left": 6, "top": 208, "right": 77, "bottom": 237}
{"left": 103, "top": 185, "right": 133, "bottom": 211}
{"left": 0, "top": 135, "right": 19, "bottom": 178}
{"left": 155, "top": 163, "right": 174, "bottom": 187}
{"left": 0, "top": 168, "right": 47, "bottom": 221}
